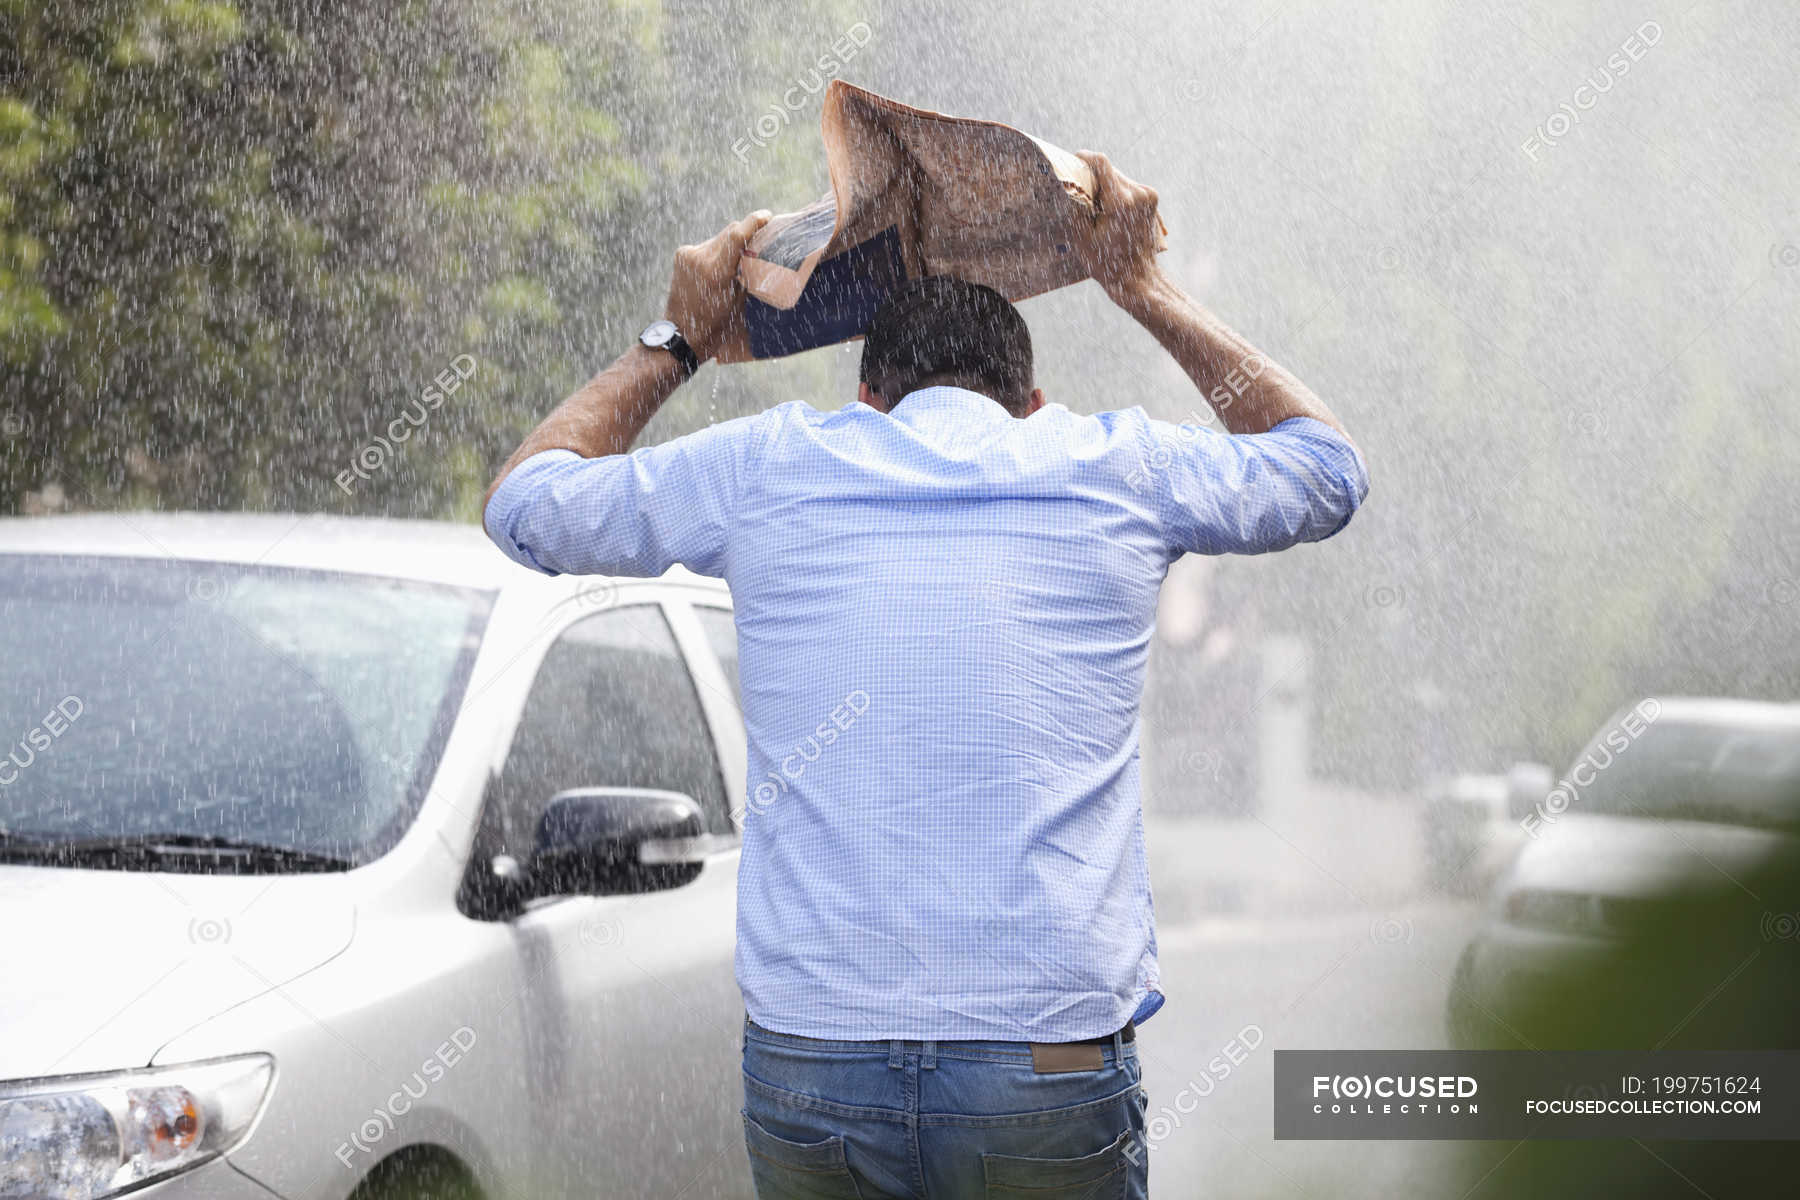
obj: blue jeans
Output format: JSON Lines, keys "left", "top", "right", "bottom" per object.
{"left": 741, "top": 1019, "right": 1150, "bottom": 1199}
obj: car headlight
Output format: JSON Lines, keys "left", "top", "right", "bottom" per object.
{"left": 0, "top": 1054, "right": 273, "bottom": 1199}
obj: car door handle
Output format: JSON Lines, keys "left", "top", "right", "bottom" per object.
{"left": 638, "top": 833, "right": 741, "bottom": 865}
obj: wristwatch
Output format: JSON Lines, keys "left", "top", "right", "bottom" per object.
{"left": 639, "top": 319, "right": 700, "bottom": 377}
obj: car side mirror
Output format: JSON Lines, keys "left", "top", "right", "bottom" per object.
{"left": 529, "top": 787, "right": 707, "bottom": 898}
{"left": 1504, "top": 761, "right": 1555, "bottom": 823}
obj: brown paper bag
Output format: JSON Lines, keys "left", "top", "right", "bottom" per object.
{"left": 715, "top": 81, "right": 1167, "bottom": 363}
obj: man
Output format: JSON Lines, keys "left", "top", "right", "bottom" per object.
{"left": 483, "top": 153, "right": 1367, "bottom": 1198}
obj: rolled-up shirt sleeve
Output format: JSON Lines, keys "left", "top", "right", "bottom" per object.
{"left": 483, "top": 409, "right": 771, "bottom": 578}
{"left": 1142, "top": 415, "right": 1369, "bottom": 556}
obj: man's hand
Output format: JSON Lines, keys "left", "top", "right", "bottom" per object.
{"left": 1069, "top": 155, "right": 1354, "bottom": 443}
{"left": 1074, "top": 151, "right": 1163, "bottom": 300}
{"left": 483, "top": 208, "right": 771, "bottom": 517}
{"left": 665, "top": 209, "right": 772, "bottom": 361}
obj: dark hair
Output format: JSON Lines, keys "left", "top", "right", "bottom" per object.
{"left": 858, "top": 276, "right": 1035, "bottom": 415}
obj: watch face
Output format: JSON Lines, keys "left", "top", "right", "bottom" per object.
{"left": 640, "top": 319, "right": 677, "bottom": 348}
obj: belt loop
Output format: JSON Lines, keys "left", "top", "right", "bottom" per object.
{"left": 921, "top": 1040, "right": 937, "bottom": 1070}
{"left": 888, "top": 1040, "right": 904, "bottom": 1070}
{"left": 1112, "top": 1028, "right": 1125, "bottom": 1071}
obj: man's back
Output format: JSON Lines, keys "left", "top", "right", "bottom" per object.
{"left": 732, "top": 386, "right": 1173, "bottom": 1042}
{"left": 490, "top": 382, "right": 1365, "bottom": 1041}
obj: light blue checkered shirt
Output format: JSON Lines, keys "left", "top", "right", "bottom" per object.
{"left": 485, "top": 386, "right": 1367, "bottom": 1041}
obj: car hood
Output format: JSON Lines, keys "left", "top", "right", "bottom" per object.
{"left": 0, "top": 864, "right": 356, "bottom": 1079}
{"left": 1502, "top": 813, "right": 1797, "bottom": 899}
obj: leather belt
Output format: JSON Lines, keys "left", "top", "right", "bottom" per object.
{"left": 1072, "top": 1019, "right": 1136, "bottom": 1046}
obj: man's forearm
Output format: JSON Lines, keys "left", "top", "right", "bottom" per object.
{"left": 482, "top": 345, "right": 685, "bottom": 513}
{"left": 1111, "top": 267, "right": 1350, "bottom": 441}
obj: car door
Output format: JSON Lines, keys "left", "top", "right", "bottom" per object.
{"left": 669, "top": 594, "right": 748, "bottom": 824}
{"left": 487, "top": 593, "right": 748, "bottom": 1199}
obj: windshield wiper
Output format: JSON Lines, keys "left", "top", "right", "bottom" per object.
{"left": 0, "top": 831, "right": 352, "bottom": 872}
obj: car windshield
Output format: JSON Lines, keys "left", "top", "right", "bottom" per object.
{"left": 0, "top": 555, "right": 491, "bottom": 870}
{"left": 1576, "top": 717, "right": 1800, "bottom": 834}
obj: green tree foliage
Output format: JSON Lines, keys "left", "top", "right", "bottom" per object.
{"left": 0, "top": 0, "right": 863, "bottom": 516}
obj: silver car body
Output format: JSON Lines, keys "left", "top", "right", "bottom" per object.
{"left": 1420, "top": 763, "right": 1552, "bottom": 897}
{"left": 1448, "top": 698, "right": 1800, "bottom": 1047}
{"left": 0, "top": 514, "right": 752, "bottom": 1199}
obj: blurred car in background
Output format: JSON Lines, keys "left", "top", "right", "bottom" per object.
{"left": 1447, "top": 697, "right": 1800, "bottom": 1051}
{"left": 1421, "top": 762, "right": 1552, "bottom": 897}
{"left": 0, "top": 515, "right": 752, "bottom": 1200}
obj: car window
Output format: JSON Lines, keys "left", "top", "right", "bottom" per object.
{"left": 1576, "top": 719, "right": 1800, "bottom": 833}
{"left": 0, "top": 555, "right": 489, "bottom": 870}
{"left": 493, "top": 604, "right": 732, "bottom": 848}
{"left": 694, "top": 604, "right": 741, "bottom": 711}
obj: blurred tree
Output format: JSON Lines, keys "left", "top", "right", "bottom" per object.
{"left": 0, "top": 0, "right": 864, "bottom": 517}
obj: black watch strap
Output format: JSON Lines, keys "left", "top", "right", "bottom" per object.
{"left": 640, "top": 320, "right": 700, "bottom": 377}
{"left": 663, "top": 330, "right": 699, "bottom": 377}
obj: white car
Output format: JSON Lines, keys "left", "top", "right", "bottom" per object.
{"left": 0, "top": 514, "right": 754, "bottom": 1199}
{"left": 1447, "top": 697, "right": 1800, "bottom": 1050}
{"left": 1419, "top": 763, "right": 1552, "bottom": 897}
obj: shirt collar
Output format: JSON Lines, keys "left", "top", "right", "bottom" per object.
{"left": 888, "top": 385, "right": 1012, "bottom": 427}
